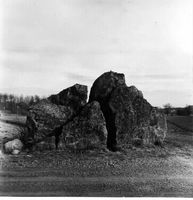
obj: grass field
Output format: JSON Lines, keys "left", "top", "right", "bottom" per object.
{"left": 0, "top": 111, "right": 26, "bottom": 127}
{"left": 167, "top": 116, "right": 193, "bottom": 132}
{"left": 0, "top": 114, "right": 192, "bottom": 196}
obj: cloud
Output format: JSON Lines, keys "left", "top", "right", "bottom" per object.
{"left": 1, "top": 0, "right": 192, "bottom": 107}
{"left": 65, "top": 72, "right": 94, "bottom": 83}
{"left": 145, "top": 89, "right": 193, "bottom": 107}
{"left": 129, "top": 73, "right": 189, "bottom": 80}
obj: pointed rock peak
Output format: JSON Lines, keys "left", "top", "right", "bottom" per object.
{"left": 89, "top": 71, "right": 126, "bottom": 103}
{"left": 127, "top": 85, "right": 143, "bottom": 98}
{"left": 48, "top": 84, "right": 87, "bottom": 106}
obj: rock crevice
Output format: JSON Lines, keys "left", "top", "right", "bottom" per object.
{"left": 89, "top": 71, "right": 166, "bottom": 150}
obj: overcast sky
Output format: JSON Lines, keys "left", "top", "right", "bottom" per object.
{"left": 0, "top": 0, "right": 192, "bottom": 107}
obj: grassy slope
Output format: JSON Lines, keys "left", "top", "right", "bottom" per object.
{"left": 167, "top": 116, "right": 193, "bottom": 132}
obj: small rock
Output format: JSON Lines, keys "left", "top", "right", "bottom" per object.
{"left": 4, "top": 139, "right": 23, "bottom": 155}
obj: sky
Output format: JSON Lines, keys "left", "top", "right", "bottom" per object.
{"left": 0, "top": 0, "right": 192, "bottom": 107}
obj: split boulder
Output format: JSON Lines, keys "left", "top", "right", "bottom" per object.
{"left": 89, "top": 71, "right": 167, "bottom": 150}
{"left": 59, "top": 101, "right": 107, "bottom": 150}
{"left": 25, "top": 84, "right": 87, "bottom": 146}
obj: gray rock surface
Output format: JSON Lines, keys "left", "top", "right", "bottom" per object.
{"left": 89, "top": 71, "right": 126, "bottom": 151}
{"left": 109, "top": 86, "right": 152, "bottom": 144}
{"left": 4, "top": 139, "right": 23, "bottom": 155}
{"left": 32, "top": 136, "right": 56, "bottom": 151}
{"left": 26, "top": 84, "right": 87, "bottom": 146}
{"left": 24, "top": 71, "right": 167, "bottom": 152}
{"left": 89, "top": 71, "right": 167, "bottom": 150}
{"left": 59, "top": 101, "right": 107, "bottom": 150}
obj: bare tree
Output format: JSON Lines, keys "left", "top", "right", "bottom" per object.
{"left": 34, "top": 95, "right": 40, "bottom": 103}
{"left": 163, "top": 103, "right": 172, "bottom": 115}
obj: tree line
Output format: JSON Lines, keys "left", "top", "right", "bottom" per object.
{"left": 163, "top": 103, "right": 193, "bottom": 116}
{"left": 0, "top": 93, "right": 43, "bottom": 115}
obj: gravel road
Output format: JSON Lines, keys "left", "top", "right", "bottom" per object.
{"left": 0, "top": 149, "right": 193, "bottom": 196}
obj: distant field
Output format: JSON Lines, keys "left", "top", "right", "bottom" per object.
{"left": 167, "top": 116, "right": 193, "bottom": 132}
{"left": 0, "top": 112, "right": 26, "bottom": 127}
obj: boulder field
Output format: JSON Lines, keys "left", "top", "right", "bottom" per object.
{"left": 24, "top": 71, "right": 167, "bottom": 152}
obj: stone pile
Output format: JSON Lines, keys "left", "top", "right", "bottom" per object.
{"left": 22, "top": 71, "right": 167, "bottom": 152}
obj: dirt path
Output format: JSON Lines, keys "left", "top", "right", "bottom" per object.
{"left": 0, "top": 173, "right": 193, "bottom": 196}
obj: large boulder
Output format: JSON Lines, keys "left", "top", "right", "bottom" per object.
{"left": 109, "top": 86, "right": 152, "bottom": 144}
{"left": 25, "top": 84, "right": 87, "bottom": 146}
{"left": 48, "top": 83, "right": 87, "bottom": 111}
{"left": 89, "top": 71, "right": 126, "bottom": 151}
{"left": 89, "top": 71, "right": 126, "bottom": 103}
{"left": 89, "top": 71, "right": 167, "bottom": 150}
{"left": 132, "top": 111, "right": 167, "bottom": 147}
{"left": 59, "top": 101, "right": 107, "bottom": 150}
{"left": 24, "top": 71, "right": 167, "bottom": 153}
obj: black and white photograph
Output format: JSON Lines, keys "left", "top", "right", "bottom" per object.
{"left": 0, "top": 0, "right": 192, "bottom": 197}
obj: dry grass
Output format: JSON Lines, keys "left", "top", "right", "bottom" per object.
{"left": 0, "top": 113, "right": 26, "bottom": 127}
